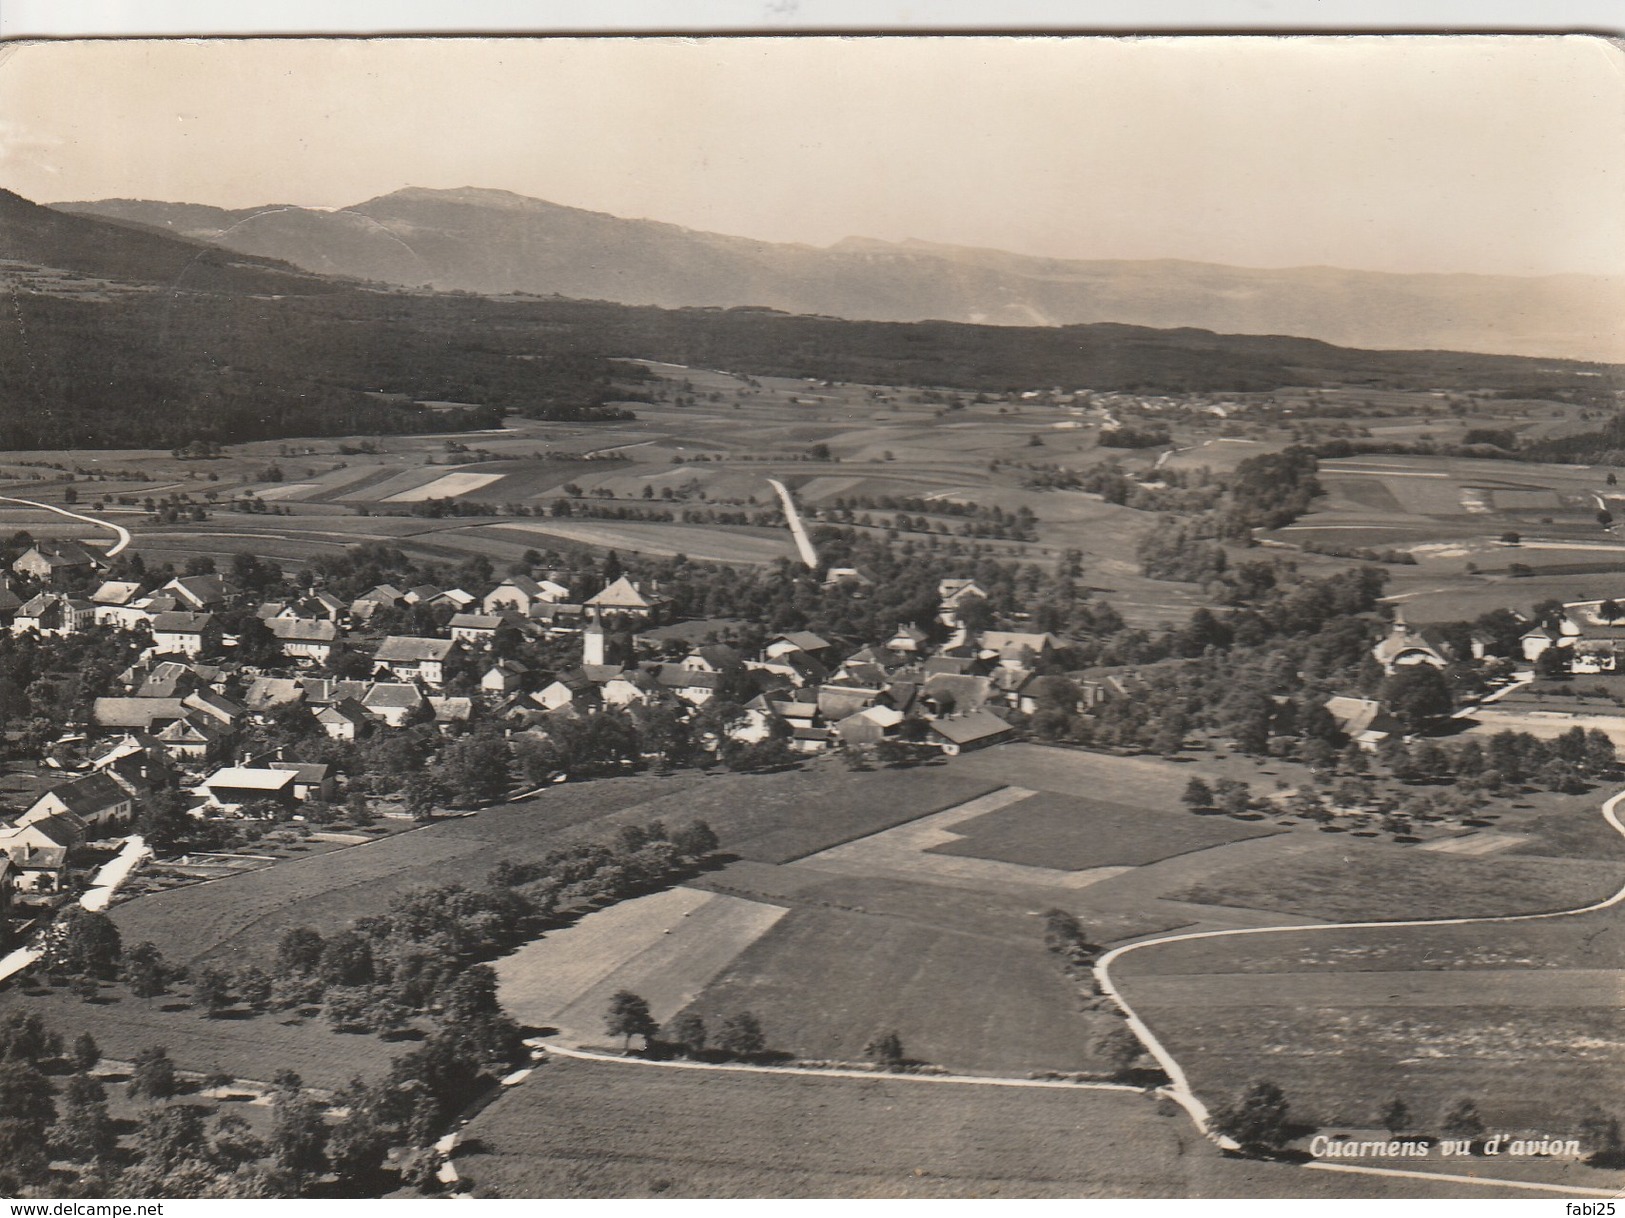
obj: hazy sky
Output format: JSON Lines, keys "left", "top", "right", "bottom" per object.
{"left": 2, "top": 35, "right": 1622, "bottom": 277}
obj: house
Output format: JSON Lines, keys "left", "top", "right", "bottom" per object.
{"left": 149, "top": 611, "right": 220, "bottom": 658}
{"left": 598, "top": 667, "right": 660, "bottom": 708}
{"left": 449, "top": 613, "right": 504, "bottom": 646}
{"left": 483, "top": 575, "right": 569, "bottom": 615}
{"left": 427, "top": 696, "right": 474, "bottom": 726}
{"left": 200, "top": 766, "right": 299, "bottom": 811}
{"left": 1, "top": 844, "right": 68, "bottom": 894}
{"left": 481, "top": 659, "right": 529, "bottom": 696}
{"left": 2, "top": 810, "right": 87, "bottom": 853}
{"left": 267, "top": 761, "right": 334, "bottom": 802}
{"left": 154, "top": 713, "right": 229, "bottom": 763}
{"left": 349, "top": 584, "right": 404, "bottom": 621}
{"left": 834, "top": 704, "right": 905, "bottom": 746}
{"left": 921, "top": 672, "right": 993, "bottom": 716}
{"left": 12, "top": 541, "right": 102, "bottom": 583}
{"left": 90, "top": 580, "right": 148, "bottom": 628}
{"left": 817, "top": 683, "right": 882, "bottom": 723}
{"left": 182, "top": 687, "right": 246, "bottom": 731}
{"left": 884, "top": 623, "right": 929, "bottom": 655}
{"left": 585, "top": 576, "right": 670, "bottom": 623}
{"left": 531, "top": 673, "right": 596, "bottom": 713}
{"left": 362, "top": 682, "right": 427, "bottom": 728}
{"left": 1372, "top": 621, "right": 1449, "bottom": 674}
{"left": 269, "top": 617, "right": 340, "bottom": 664}
{"left": 822, "top": 567, "right": 873, "bottom": 591}
{"left": 12, "top": 592, "right": 92, "bottom": 637}
{"left": 764, "top": 631, "right": 832, "bottom": 662}
{"left": 0, "top": 581, "right": 20, "bottom": 627}
{"left": 654, "top": 665, "right": 720, "bottom": 706}
{"left": 373, "top": 636, "right": 456, "bottom": 686}
{"left": 788, "top": 724, "right": 831, "bottom": 754}
{"left": 937, "top": 578, "right": 988, "bottom": 628}
{"left": 978, "top": 631, "right": 1060, "bottom": 669}
{"left": 22, "top": 772, "right": 134, "bottom": 831}
{"left": 1324, "top": 695, "right": 1402, "bottom": 750}
{"left": 928, "top": 709, "right": 1014, "bottom": 755}
{"left": 136, "top": 661, "right": 200, "bottom": 700}
{"left": 163, "top": 573, "right": 231, "bottom": 611}
{"left": 315, "top": 699, "right": 370, "bottom": 741}
{"left": 299, "top": 677, "right": 370, "bottom": 706}
{"left": 92, "top": 697, "right": 191, "bottom": 734}
{"left": 244, "top": 677, "right": 305, "bottom": 713}
{"left": 682, "top": 644, "right": 746, "bottom": 673}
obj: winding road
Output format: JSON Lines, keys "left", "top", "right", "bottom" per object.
{"left": 1095, "top": 785, "right": 1625, "bottom": 1197}
{"left": 0, "top": 494, "right": 131, "bottom": 557}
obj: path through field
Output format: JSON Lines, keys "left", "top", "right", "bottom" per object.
{"left": 0, "top": 494, "right": 131, "bottom": 555}
{"left": 1095, "top": 785, "right": 1625, "bottom": 1198}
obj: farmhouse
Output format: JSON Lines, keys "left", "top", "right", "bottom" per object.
{"left": 150, "top": 611, "right": 220, "bottom": 658}
{"left": 154, "top": 713, "right": 229, "bottom": 762}
{"left": 270, "top": 616, "right": 340, "bottom": 664}
{"left": 1372, "top": 621, "right": 1448, "bottom": 674}
{"left": 245, "top": 676, "right": 305, "bottom": 712}
{"left": 163, "top": 573, "right": 231, "bottom": 610}
{"left": 90, "top": 580, "right": 148, "bottom": 628}
{"left": 1, "top": 844, "right": 68, "bottom": 893}
{"left": 315, "top": 698, "right": 370, "bottom": 740}
{"left": 449, "top": 613, "right": 505, "bottom": 645}
{"left": 585, "top": 576, "right": 670, "bottom": 623}
{"left": 483, "top": 575, "right": 568, "bottom": 615}
{"left": 13, "top": 541, "right": 103, "bottom": 583}
{"left": 373, "top": 635, "right": 456, "bottom": 686}
{"left": 350, "top": 584, "right": 404, "bottom": 620}
{"left": 22, "top": 771, "right": 134, "bottom": 831}
{"left": 834, "top": 704, "right": 905, "bottom": 745}
{"left": 92, "top": 697, "right": 191, "bottom": 733}
{"left": 764, "top": 631, "right": 832, "bottom": 662}
{"left": 362, "top": 682, "right": 427, "bottom": 727}
{"left": 1324, "top": 695, "right": 1400, "bottom": 749}
{"left": 267, "top": 761, "right": 334, "bottom": 802}
{"left": 978, "top": 631, "right": 1060, "bottom": 669}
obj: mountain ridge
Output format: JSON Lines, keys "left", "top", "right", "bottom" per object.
{"left": 55, "top": 187, "right": 1625, "bottom": 362}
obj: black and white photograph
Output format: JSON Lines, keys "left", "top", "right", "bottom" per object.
{"left": 0, "top": 28, "right": 1622, "bottom": 1204}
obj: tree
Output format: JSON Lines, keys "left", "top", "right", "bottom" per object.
{"left": 1090, "top": 1024, "right": 1143, "bottom": 1076}
{"left": 665, "top": 1011, "right": 707, "bottom": 1057}
{"left": 604, "top": 990, "right": 657, "bottom": 1053}
{"left": 135, "top": 1102, "right": 207, "bottom": 1172}
{"left": 1439, "top": 1097, "right": 1485, "bottom": 1141}
{"left": 1209, "top": 1079, "right": 1292, "bottom": 1154}
{"left": 717, "top": 1011, "right": 766, "bottom": 1059}
{"left": 70, "top": 1031, "right": 101, "bottom": 1073}
{"left": 52, "top": 908, "right": 123, "bottom": 980}
{"left": 319, "top": 930, "right": 376, "bottom": 988}
{"left": 672, "top": 819, "right": 720, "bottom": 859}
{"left": 1535, "top": 645, "right": 1571, "bottom": 679}
{"left": 193, "top": 966, "right": 233, "bottom": 1017}
{"left": 271, "top": 1089, "right": 330, "bottom": 1180}
{"left": 0, "top": 1010, "right": 62, "bottom": 1064}
{"left": 1379, "top": 666, "right": 1453, "bottom": 734}
{"left": 0, "top": 1062, "right": 57, "bottom": 1186}
{"left": 124, "top": 940, "right": 171, "bottom": 998}
{"left": 864, "top": 1029, "right": 906, "bottom": 1071}
{"left": 1181, "top": 777, "right": 1213, "bottom": 812}
{"left": 52, "top": 1073, "right": 116, "bottom": 1164}
{"left": 234, "top": 965, "right": 273, "bottom": 1013}
{"left": 127, "top": 1046, "right": 179, "bottom": 1101}
{"left": 1381, "top": 1095, "right": 1411, "bottom": 1135}
{"left": 1578, "top": 1106, "right": 1624, "bottom": 1167}
{"left": 328, "top": 1110, "right": 389, "bottom": 1185}
{"left": 277, "top": 927, "right": 326, "bottom": 976}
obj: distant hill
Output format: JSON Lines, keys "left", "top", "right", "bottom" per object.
{"left": 0, "top": 188, "right": 337, "bottom": 295}
{"left": 59, "top": 186, "right": 1625, "bottom": 362}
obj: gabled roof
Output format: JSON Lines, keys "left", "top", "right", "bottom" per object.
{"left": 268, "top": 761, "right": 331, "bottom": 783}
{"left": 586, "top": 576, "right": 662, "bottom": 610}
{"left": 772, "top": 630, "right": 831, "bottom": 653}
{"left": 6, "top": 811, "right": 87, "bottom": 848}
{"left": 1324, "top": 695, "right": 1397, "bottom": 738}
{"left": 374, "top": 635, "right": 456, "bottom": 663}
{"left": 980, "top": 630, "right": 1060, "bottom": 655}
{"left": 91, "top": 580, "right": 145, "bottom": 606}
{"left": 92, "top": 697, "right": 190, "bottom": 728}
{"left": 493, "top": 575, "right": 543, "bottom": 598}
{"left": 929, "top": 708, "right": 1014, "bottom": 745}
{"left": 657, "top": 666, "right": 720, "bottom": 689}
{"left": 182, "top": 687, "right": 245, "bottom": 723}
{"left": 922, "top": 672, "right": 993, "bottom": 711}
{"left": 270, "top": 617, "right": 339, "bottom": 642}
{"left": 362, "top": 682, "right": 425, "bottom": 709}
{"left": 428, "top": 696, "right": 474, "bottom": 722}
{"left": 165, "top": 573, "right": 229, "bottom": 606}
{"left": 203, "top": 767, "right": 296, "bottom": 792}
{"left": 245, "top": 677, "right": 305, "bottom": 709}
{"left": 298, "top": 677, "right": 369, "bottom": 705}
{"left": 450, "top": 613, "right": 503, "bottom": 630}
{"left": 317, "top": 697, "right": 371, "bottom": 725}
{"left": 35, "top": 772, "right": 129, "bottom": 816}
{"left": 150, "top": 611, "right": 216, "bottom": 634}
{"left": 156, "top": 714, "right": 227, "bottom": 743}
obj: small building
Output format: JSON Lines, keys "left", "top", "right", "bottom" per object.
{"left": 978, "top": 631, "right": 1061, "bottom": 670}
{"left": 481, "top": 659, "right": 529, "bottom": 695}
{"left": 834, "top": 704, "right": 905, "bottom": 746}
{"left": 315, "top": 698, "right": 371, "bottom": 741}
{"left": 244, "top": 677, "right": 306, "bottom": 712}
{"left": 928, "top": 709, "right": 1014, "bottom": 755}
{"left": 585, "top": 576, "right": 671, "bottom": 624}
{"left": 1324, "top": 695, "right": 1402, "bottom": 750}
{"left": 1372, "top": 620, "right": 1449, "bottom": 674}
{"left": 154, "top": 713, "right": 229, "bottom": 763}
{"left": 362, "top": 682, "right": 427, "bottom": 728}
{"left": 764, "top": 631, "right": 833, "bottom": 662}
{"left": 2, "top": 844, "right": 69, "bottom": 894}
{"left": 267, "top": 761, "right": 335, "bottom": 802}
{"left": 483, "top": 575, "right": 569, "bottom": 615}
{"left": 12, "top": 541, "right": 102, "bottom": 584}
{"left": 373, "top": 636, "right": 456, "bottom": 687}
{"left": 182, "top": 687, "right": 246, "bottom": 731}
{"left": 884, "top": 623, "right": 929, "bottom": 656}
{"left": 92, "top": 696, "right": 191, "bottom": 734}
{"left": 350, "top": 584, "right": 404, "bottom": 621}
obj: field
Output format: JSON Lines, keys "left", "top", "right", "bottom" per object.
{"left": 1167, "top": 843, "right": 1625, "bottom": 921}
{"left": 450, "top": 1054, "right": 1515, "bottom": 1199}
{"left": 495, "top": 887, "right": 787, "bottom": 1041}
{"left": 928, "top": 790, "right": 1281, "bottom": 870}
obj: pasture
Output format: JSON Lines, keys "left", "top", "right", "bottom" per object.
{"left": 451, "top": 1054, "right": 1510, "bottom": 1199}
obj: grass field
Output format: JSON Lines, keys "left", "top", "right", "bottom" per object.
{"left": 450, "top": 1054, "right": 1513, "bottom": 1199}
{"left": 0, "top": 981, "right": 403, "bottom": 1090}
{"left": 496, "top": 887, "right": 787, "bottom": 1041}
{"left": 670, "top": 903, "right": 1110, "bottom": 1076}
{"left": 1131, "top": 997, "right": 1625, "bottom": 1139}
{"left": 929, "top": 791, "right": 1280, "bottom": 870}
{"left": 1167, "top": 841, "right": 1625, "bottom": 921}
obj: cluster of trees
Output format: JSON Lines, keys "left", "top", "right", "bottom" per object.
{"left": 1097, "top": 424, "right": 1173, "bottom": 449}
{"left": 603, "top": 991, "right": 770, "bottom": 1062}
{"left": 487, "top": 818, "right": 720, "bottom": 917}
{"left": 1220, "top": 446, "right": 1322, "bottom": 535}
